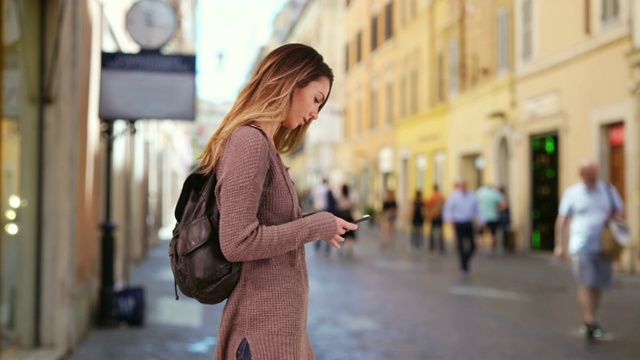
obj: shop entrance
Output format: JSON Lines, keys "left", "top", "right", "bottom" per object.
{"left": 531, "top": 134, "right": 559, "bottom": 251}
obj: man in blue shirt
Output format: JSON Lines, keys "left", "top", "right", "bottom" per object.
{"left": 444, "top": 179, "right": 485, "bottom": 278}
{"left": 555, "top": 159, "right": 623, "bottom": 340}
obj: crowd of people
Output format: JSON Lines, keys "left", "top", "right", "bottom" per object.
{"left": 302, "top": 178, "right": 513, "bottom": 265}
{"left": 198, "top": 43, "right": 622, "bottom": 359}
{"left": 301, "top": 159, "right": 622, "bottom": 342}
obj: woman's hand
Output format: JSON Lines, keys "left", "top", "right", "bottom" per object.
{"left": 326, "top": 217, "right": 358, "bottom": 249}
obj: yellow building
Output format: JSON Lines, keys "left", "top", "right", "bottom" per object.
{"left": 512, "top": 0, "right": 637, "bottom": 267}
{"left": 344, "top": 0, "right": 399, "bottom": 213}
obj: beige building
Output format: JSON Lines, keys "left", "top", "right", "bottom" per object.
{"left": 254, "top": 0, "right": 346, "bottom": 195}
{"left": 344, "top": 0, "right": 399, "bottom": 214}
{"left": 511, "top": 0, "right": 635, "bottom": 263}
{"left": 340, "top": 0, "right": 638, "bottom": 268}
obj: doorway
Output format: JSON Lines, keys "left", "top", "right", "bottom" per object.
{"left": 461, "top": 154, "right": 484, "bottom": 190}
{"left": 608, "top": 123, "right": 625, "bottom": 200}
{"left": 531, "top": 134, "right": 559, "bottom": 251}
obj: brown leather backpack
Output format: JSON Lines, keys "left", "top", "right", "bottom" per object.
{"left": 169, "top": 169, "right": 240, "bottom": 304}
{"left": 169, "top": 125, "right": 269, "bottom": 304}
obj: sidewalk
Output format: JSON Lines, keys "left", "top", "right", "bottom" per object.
{"left": 65, "top": 225, "right": 640, "bottom": 360}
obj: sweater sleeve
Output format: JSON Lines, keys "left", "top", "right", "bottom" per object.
{"left": 215, "top": 128, "right": 336, "bottom": 262}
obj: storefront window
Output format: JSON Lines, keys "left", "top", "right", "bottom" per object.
{"left": 2, "top": 0, "right": 24, "bottom": 349}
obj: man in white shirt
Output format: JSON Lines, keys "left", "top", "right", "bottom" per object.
{"left": 555, "top": 159, "right": 623, "bottom": 340}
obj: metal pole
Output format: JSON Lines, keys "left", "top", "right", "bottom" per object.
{"left": 99, "top": 119, "right": 117, "bottom": 326}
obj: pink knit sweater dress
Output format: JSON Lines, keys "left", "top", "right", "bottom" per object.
{"left": 213, "top": 126, "right": 336, "bottom": 360}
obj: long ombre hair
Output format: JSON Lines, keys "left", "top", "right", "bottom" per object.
{"left": 198, "top": 43, "right": 334, "bottom": 173}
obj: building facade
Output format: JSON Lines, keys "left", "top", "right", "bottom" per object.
{"left": 0, "top": 0, "right": 196, "bottom": 358}
{"left": 512, "top": 0, "right": 636, "bottom": 261}
{"left": 344, "top": 0, "right": 399, "bottom": 215}
{"left": 252, "top": 0, "right": 346, "bottom": 195}
{"left": 338, "top": 0, "right": 638, "bottom": 268}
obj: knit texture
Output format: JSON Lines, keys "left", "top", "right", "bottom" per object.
{"left": 213, "top": 126, "right": 336, "bottom": 360}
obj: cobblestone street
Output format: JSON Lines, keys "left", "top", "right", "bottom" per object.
{"left": 67, "top": 226, "right": 640, "bottom": 360}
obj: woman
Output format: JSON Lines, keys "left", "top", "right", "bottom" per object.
{"left": 380, "top": 188, "right": 398, "bottom": 248}
{"left": 198, "top": 44, "right": 358, "bottom": 360}
{"left": 409, "top": 190, "right": 426, "bottom": 249}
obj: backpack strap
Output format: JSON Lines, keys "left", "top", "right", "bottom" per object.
{"left": 247, "top": 124, "right": 272, "bottom": 205}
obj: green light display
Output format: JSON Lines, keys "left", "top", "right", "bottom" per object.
{"left": 545, "top": 137, "right": 555, "bottom": 154}
{"left": 533, "top": 210, "right": 540, "bottom": 219}
{"left": 546, "top": 169, "right": 556, "bottom": 179}
{"left": 532, "top": 230, "right": 541, "bottom": 249}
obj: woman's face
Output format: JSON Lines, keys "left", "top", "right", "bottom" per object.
{"left": 282, "top": 77, "right": 331, "bottom": 129}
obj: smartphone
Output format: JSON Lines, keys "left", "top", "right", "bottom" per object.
{"left": 353, "top": 214, "right": 371, "bottom": 224}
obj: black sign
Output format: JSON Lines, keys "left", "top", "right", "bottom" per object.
{"left": 99, "top": 52, "right": 196, "bottom": 121}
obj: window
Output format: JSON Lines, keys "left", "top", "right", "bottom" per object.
{"left": 344, "top": 107, "right": 350, "bottom": 137}
{"left": 370, "top": 87, "right": 378, "bottom": 129}
{"left": 497, "top": 8, "right": 509, "bottom": 73}
{"left": 437, "top": 52, "right": 444, "bottom": 102}
{"left": 356, "top": 31, "right": 362, "bottom": 63}
{"left": 434, "top": 151, "right": 446, "bottom": 189}
{"left": 385, "top": 2, "right": 394, "bottom": 40}
{"left": 371, "top": 16, "right": 378, "bottom": 52}
{"left": 345, "top": 44, "right": 350, "bottom": 72}
{"left": 601, "top": 0, "right": 619, "bottom": 24}
{"left": 400, "top": 76, "right": 407, "bottom": 118}
{"left": 386, "top": 82, "right": 393, "bottom": 125}
{"left": 522, "top": 0, "right": 533, "bottom": 62}
{"left": 356, "top": 99, "right": 363, "bottom": 133}
{"left": 585, "top": 0, "right": 591, "bottom": 34}
{"left": 416, "top": 155, "right": 427, "bottom": 191}
{"left": 448, "top": 40, "right": 459, "bottom": 95}
{"left": 410, "top": 68, "right": 418, "bottom": 114}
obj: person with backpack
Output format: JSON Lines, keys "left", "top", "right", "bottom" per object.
{"left": 196, "top": 44, "right": 358, "bottom": 360}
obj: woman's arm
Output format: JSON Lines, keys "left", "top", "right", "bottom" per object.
{"left": 215, "top": 128, "right": 336, "bottom": 262}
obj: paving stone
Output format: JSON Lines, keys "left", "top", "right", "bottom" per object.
{"left": 67, "top": 226, "right": 640, "bottom": 360}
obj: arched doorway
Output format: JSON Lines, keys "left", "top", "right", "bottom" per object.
{"left": 497, "top": 138, "right": 510, "bottom": 192}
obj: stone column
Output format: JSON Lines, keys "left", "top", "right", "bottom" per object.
{"left": 625, "top": 0, "right": 640, "bottom": 274}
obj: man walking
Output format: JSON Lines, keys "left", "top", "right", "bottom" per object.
{"left": 554, "top": 159, "right": 623, "bottom": 340}
{"left": 427, "top": 184, "right": 445, "bottom": 254}
{"left": 313, "top": 178, "right": 336, "bottom": 254}
{"left": 476, "top": 184, "right": 504, "bottom": 253}
{"left": 444, "top": 179, "right": 484, "bottom": 278}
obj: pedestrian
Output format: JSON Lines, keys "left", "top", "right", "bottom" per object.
{"left": 475, "top": 184, "right": 504, "bottom": 253}
{"left": 313, "top": 178, "right": 337, "bottom": 254}
{"left": 197, "top": 43, "right": 358, "bottom": 360}
{"left": 554, "top": 159, "right": 623, "bottom": 340}
{"left": 409, "top": 190, "right": 426, "bottom": 249}
{"left": 380, "top": 188, "right": 398, "bottom": 249}
{"left": 426, "top": 184, "right": 446, "bottom": 254}
{"left": 497, "top": 186, "right": 512, "bottom": 252}
{"left": 336, "top": 184, "right": 357, "bottom": 257}
{"left": 443, "top": 179, "right": 484, "bottom": 279}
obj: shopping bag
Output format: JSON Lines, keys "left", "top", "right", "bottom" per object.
{"left": 115, "top": 286, "right": 145, "bottom": 326}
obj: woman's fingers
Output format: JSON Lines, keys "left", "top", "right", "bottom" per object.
{"left": 330, "top": 235, "right": 345, "bottom": 249}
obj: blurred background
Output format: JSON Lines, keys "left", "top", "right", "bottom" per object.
{"left": 1, "top": 0, "right": 640, "bottom": 359}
